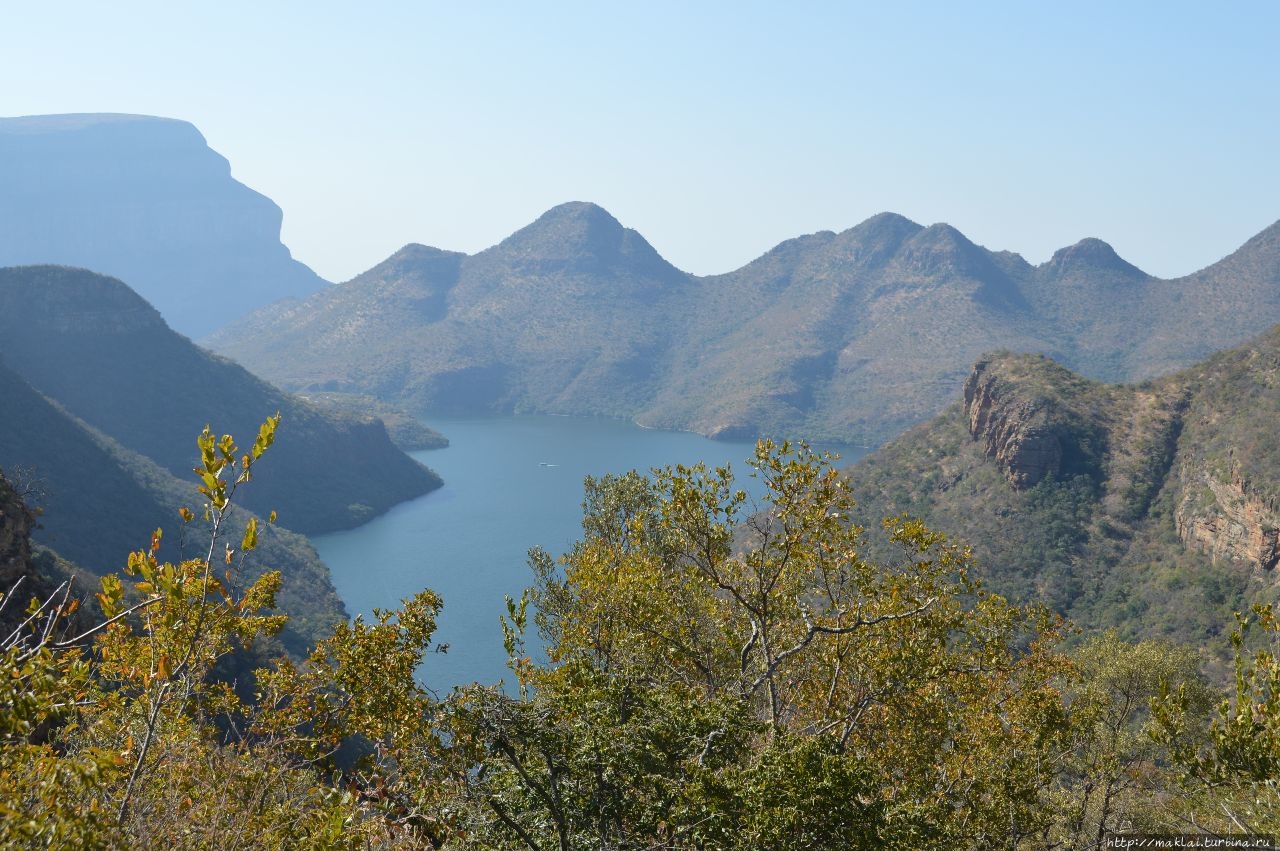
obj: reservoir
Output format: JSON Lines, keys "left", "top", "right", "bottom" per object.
{"left": 312, "top": 416, "right": 864, "bottom": 691}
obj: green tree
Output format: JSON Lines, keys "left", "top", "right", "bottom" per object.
{"left": 1154, "top": 603, "right": 1280, "bottom": 835}
{"left": 1047, "top": 632, "right": 1212, "bottom": 848}
{"left": 458, "top": 440, "right": 1074, "bottom": 849}
{"left": 0, "top": 416, "right": 451, "bottom": 848}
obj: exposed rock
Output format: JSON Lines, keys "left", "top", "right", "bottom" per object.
{"left": 1177, "top": 462, "right": 1280, "bottom": 572}
{"left": 963, "top": 360, "right": 1063, "bottom": 489}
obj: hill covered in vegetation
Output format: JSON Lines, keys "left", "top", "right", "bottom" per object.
{"left": 843, "top": 327, "right": 1280, "bottom": 653}
{"left": 0, "top": 265, "right": 441, "bottom": 535}
{"left": 0, "top": 265, "right": 449, "bottom": 651}
{"left": 0, "top": 357, "right": 343, "bottom": 654}
{"left": 209, "top": 202, "right": 1280, "bottom": 445}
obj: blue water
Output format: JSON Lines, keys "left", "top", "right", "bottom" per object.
{"left": 312, "top": 416, "right": 863, "bottom": 692}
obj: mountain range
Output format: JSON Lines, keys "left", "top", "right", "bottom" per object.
{"left": 0, "top": 114, "right": 328, "bottom": 338}
{"left": 207, "top": 202, "right": 1280, "bottom": 445}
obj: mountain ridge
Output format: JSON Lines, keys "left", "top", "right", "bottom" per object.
{"left": 207, "top": 204, "right": 1280, "bottom": 445}
{"left": 0, "top": 265, "right": 441, "bottom": 534}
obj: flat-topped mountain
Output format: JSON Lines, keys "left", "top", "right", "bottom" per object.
{"left": 209, "top": 202, "right": 1280, "bottom": 445}
{"left": 0, "top": 113, "right": 328, "bottom": 338}
{"left": 844, "top": 328, "right": 1280, "bottom": 649}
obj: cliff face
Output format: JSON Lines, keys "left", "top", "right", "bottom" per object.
{"left": 959, "top": 352, "right": 1280, "bottom": 578}
{"left": 1176, "top": 462, "right": 1280, "bottom": 572}
{"left": 963, "top": 361, "right": 1065, "bottom": 489}
{"left": 0, "top": 114, "right": 328, "bottom": 338}
{"left": 846, "top": 335, "right": 1280, "bottom": 651}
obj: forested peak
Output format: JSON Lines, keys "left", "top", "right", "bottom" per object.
{"left": 348, "top": 243, "right": 466, "bottom": 285}
{"left": 0, "top": 265, "right": 166, "bottom": 335}
{"left": 486, "top": 201, "right": 685, "bottom": 280}
{"left": 854, "top": 210, "right": 923, "bottom": 232}
{"left": 892, "top": 220, "right": 1002, "bottom": 280}
{"left": 1044, "top": 237, "right": 1146, "bottom": 279}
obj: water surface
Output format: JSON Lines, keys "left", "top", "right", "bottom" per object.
{"left": 313, "top": 416, "right": 863, "bottom": 691}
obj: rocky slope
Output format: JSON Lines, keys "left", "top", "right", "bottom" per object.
{"left": 843, "top": 331, "right": 1280, "bottom": 649}
{"left": 0, "top": 114, "right": 328, "bottom": 338}
{"left": 0, "top": 265, "right": 441, "bottom": 535}
{"left": 208, "top": 203, "right": 1280, "bottom": 445}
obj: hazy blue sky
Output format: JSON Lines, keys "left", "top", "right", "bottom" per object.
{"left": 5, "top": 2, "right": 1278, "bottom": 282}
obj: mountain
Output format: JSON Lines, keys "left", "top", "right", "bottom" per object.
{"left": 0, "top": 265, "right": 441, "bottom": 535}
{"left": 842, "top": 332, "right": 1280, "bottom": 653}
{"left": 0, "top": 114, "right": 328, "bottom": 338}
{"left": 208, "top": 204, "right": 1280, "bottom": 445}
{"left": 210, "top": 202, "right": 691, "bottom": 418}
{"left": 0, "top": 355, "right": 343, "bottom": 654}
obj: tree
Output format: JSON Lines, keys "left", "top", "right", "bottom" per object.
{"left": 1153, "top": 604, "right": 1280, "bottom": 835}
{"left": 0, "top": 416, "right": 451, "bottom": 848}
{"left": 1047, "top": 632, "right": 1212, "bottom": 848}
{"left": 461, "top": 440, "right": 1074, "bottom": 848}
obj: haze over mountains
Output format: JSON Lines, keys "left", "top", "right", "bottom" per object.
{"left": 0, "top": 114, "right": 328, "bottom": 338}
{"left": 5, "top": 111, "right": 1280, "bottom": 653}
{"left": 210, "top": 202, "right": 1280, "bottom": 445}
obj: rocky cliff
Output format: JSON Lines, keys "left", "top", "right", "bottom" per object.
{"left": 964, "top": 360, "right": 1067, "bottom": 489}
{"left": 845, "top": 334, "right": 1280, "bottom": 648}
{"left": 0, "top": 114, "right": 328, "bottom": 338}
{"left": 1176, "top": 462, "right": 1280, "bottom": 572}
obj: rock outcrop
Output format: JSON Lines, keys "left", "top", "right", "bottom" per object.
{"left": 1177, "top": 462, "right": 1280, "bottom": 572}
{"left": 0, "top": 113, "right": 328, "bottom": 338}
{"left": 963, "top": 360, "right": 1064, "bottom": 489}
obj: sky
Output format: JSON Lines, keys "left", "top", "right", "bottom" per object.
{"left": 4, "top": 2, "right": 1278, "bottom": 283}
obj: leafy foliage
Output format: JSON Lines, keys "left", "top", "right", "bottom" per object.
{"left": 0, "top": 421, "right": 1274, "bottom": 848}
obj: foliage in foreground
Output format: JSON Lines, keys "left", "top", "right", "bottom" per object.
{"left": 1, "top": 424, "right": 1276, "bottom": 848}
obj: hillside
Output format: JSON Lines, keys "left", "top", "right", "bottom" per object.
{"left": 0, "top": 357, "right": 344, "bottom": 654}
{"left": 208, "top": 203, "right": 1280, "bottom": 445}
{"left": 0, "top": 113, "right": 328, "bottom": 337}
{"left": 0, "top": 265, "right": 441, "bottom": 535}
{"left": 842, "top": 333, "right": 1280, "bottom": 651}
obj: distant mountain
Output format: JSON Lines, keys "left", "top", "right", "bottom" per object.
{"left": 211, "top": 203, "right": 691, "bottom": 419}
{"left": 208, "top": 203, "right": 1280, "bottom": 445}
{"left": 842, "top": 331, "right": 1280, "bottom": 652}
{"left": 0, "top": 114, "right": 328, "bottom": 338}
{"left": 0, "top": 265, "right": 441, "bottom": 535}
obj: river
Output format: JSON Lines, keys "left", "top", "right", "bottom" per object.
{"left": 312, "top": 416, "right": 864, "bottom": 691}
